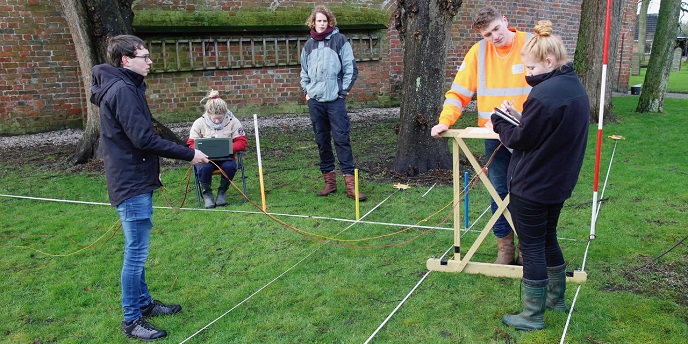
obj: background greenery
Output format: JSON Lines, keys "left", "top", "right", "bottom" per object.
{"left": 629, "top": 60, "right": 688, "bottom": 93}
{"left": 0, "top": 95, "right": 686, "bottom": 343}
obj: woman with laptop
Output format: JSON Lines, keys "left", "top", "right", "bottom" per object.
{"left": 187, "top": 90, "right": 248, "bottom": 208}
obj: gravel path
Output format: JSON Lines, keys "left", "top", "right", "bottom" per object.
{"left": 0, "top": 107, "right": 401, "bottom": 149}
{"left": 11, "top": 92, "right": 688, "bottom": 148}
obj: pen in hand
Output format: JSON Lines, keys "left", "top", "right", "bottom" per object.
{"left": 503, "top": 98, "right": 521, "bottom": 122}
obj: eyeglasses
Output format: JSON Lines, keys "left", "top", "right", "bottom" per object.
{"left": 129, "top": 55, "right": 151, "bottom": 62}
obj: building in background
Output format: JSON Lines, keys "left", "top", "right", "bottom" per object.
{"left": 0, "top": 0, "right": 637, "bottom": 135}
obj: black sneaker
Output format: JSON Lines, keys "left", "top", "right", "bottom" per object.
{"left": 140, "top": 299, "right": 182, "bottom": 317}
{"left": 122, "top": 317, "right": 167, "bottom": 341}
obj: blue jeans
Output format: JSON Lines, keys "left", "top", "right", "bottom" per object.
{"left": 116, "top": 192, "right": 154, "bottom": 322}
{"left": 485, "top": 139, "right": 512, "bottom": 238}
{"left": 508, "top": 193, "right": 565, "bottom": 281}
{"left": 195, "top": 159, "right": 237, "bottom": 185}
{"left": 308, "top": 98, "right": 355, "bottom": 175}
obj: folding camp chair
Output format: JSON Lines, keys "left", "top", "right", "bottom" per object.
{"left": 193, "top": 151, "right": 247, "bottom": 207}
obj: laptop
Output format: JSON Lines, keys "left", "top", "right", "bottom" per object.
{"left": 195, "top": 137, "right": 233, "bottom": 159}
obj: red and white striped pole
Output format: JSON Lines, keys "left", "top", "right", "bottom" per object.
{"left": 590, "top": 0, "right": 613, "bottom": 240}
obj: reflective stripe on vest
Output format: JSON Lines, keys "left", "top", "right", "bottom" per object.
{"left": 476, "top": 34, "right": 533, "bottom": 120}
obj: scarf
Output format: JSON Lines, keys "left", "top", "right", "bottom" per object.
{"left": 203, "top": 111, "right": 233, "bottom": 130}
{"left": 310, "top": 26, "right": 335, "bottom": 41}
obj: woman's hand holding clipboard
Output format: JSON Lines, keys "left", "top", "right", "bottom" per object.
{"left": 492, "top": 107, "right": 521, "bottom": 126}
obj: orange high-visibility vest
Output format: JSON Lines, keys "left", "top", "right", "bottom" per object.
{"left": 439, "top": 29, "right": 532, "bottom": 128}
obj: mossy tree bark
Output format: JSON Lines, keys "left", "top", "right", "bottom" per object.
{"left": 392, "top": 0, "right": 461, "bottom": 176}
{"left": 636, "top": 0, "right": 682, "bottom": 113}
{"left": 573, "top": 0, "right": 625, "bottom": 124}
{"left": 61, "top": 0, "right": 182, "bottom": 164}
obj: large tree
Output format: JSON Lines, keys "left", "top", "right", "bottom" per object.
{"left": 574, "top": 0, "right": 626, "bottom": 124}
{"left": 60, "top": 0, "right": 181, "bottom": 164}
{"left": 637, "top": 0, "right": 651, "bottom": 67}
{"left": 392, "top": 0, "right": 462, "bottom": 176}
{"left": 636, "top": 0, "right": 683, "bottom": 113}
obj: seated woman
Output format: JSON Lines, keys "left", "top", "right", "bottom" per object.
{"left": 187, "top": 90, "right": 248, "bottom": 208}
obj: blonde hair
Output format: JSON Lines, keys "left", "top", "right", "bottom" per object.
{"left": 521, "top": 20, "right": 569, "bottom": 68}
{"left": 305, "top": 6, "right": 337, "bottom": 29}
{"left": 200, "top": 90, "right": 228, "bottom": 115}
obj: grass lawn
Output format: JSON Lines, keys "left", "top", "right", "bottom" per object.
{"left": 629, "top": 60, "right": 688, "bottom": 93}
{"left": 0, "top": 96, "right": 686, "bottom": 343}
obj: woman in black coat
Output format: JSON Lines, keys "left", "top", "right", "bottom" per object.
{"left": 491, "top": 20, "right": 590, "bottom": 331}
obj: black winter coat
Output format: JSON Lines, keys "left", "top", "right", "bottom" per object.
{"left": 90, "top": 64, "right": 194, "bottom": 206}
{"left": 492, "top": 62, "right": 589, "bottom": 204}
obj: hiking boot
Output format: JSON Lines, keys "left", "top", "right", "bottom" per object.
{"left": 140, "top": 300, "right": 182, "bottom": 317}
{"left": 122, "top": 317, "right": 167, "bottom": 341}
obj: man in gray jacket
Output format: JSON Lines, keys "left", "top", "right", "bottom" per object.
{"left": 300, "top": 5, "right": 366, "bottom": 201}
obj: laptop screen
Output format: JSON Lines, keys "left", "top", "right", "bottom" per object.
{"left": 195, "top": 137, "right": 233, "bottom": 159}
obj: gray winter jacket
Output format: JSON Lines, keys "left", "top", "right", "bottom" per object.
{"left": 300, "top": 27, "right": 358, "bottom": 102}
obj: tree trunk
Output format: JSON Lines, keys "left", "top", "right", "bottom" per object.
{"left": 638, "top": 0, "right": 651, "bottom": 64}
{"left": 574, "top": 0, "right": 625, "bottom": 124}
{"left": 60, "top": 0, "right": 101, "bottom": 164}
{"left": 392, "top": 0, "right": 461, "bottom": 176}
{"left": 62, "top": 0, "right": 182, "bottom": 164}
{"left": 636, "top": 0, "right": 682, "bottom": 113}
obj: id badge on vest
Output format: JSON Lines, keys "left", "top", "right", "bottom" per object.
{"left": 512, "top": 64, "right": 525, "bottom": 75}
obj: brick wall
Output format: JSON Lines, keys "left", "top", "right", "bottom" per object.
{"left": 0, "top": 0, "right": 636, "bottom": 135}
{"left": 0, "top": 0, "right": 84, "bottom": 135}
{"left": 432, "top": 1, "right": 585, "bottom": 88}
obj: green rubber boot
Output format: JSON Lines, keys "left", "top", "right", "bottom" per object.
{"left": 503, "top": 279, "right": 547, "bottom": 331}
{"left": 546, "top": 264, "right": 569, "bottom": 312}
{"left": 216, "top": 178, "right": 230, "bottom": 207}
{"left": 201, "top": 183, "right": 215, "bottom": 209}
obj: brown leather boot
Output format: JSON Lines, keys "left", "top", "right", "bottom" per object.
{"left": 316, "top": 171, "right": 337, "bottom": 196}
{"left": 515, "top": 242, "right": 524, "bottom": 266}
{"left": 343, "top": 174, "right": 367, "bottom": 201}
{"left": 494, "top": 231, "right": 515, "bottom": 265}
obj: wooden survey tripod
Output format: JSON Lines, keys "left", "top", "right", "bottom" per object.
{"left": 426, "top": 128, "right": 587, "bottom": 283}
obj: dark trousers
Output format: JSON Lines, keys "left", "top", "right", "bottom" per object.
{"left": 196, "top": 159, "right": 237, "bottom": 185}
{"left": 308, "top": 97, "right": 355, "bottom": 175}
{"left": 509, "top": 193, "right": 566, "bottom": 281}
{"left": 485, "top": 139, "right": 512, "bottom": 238}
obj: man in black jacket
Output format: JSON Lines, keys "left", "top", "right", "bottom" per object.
{"left": 91, "top": 35, "right": 208, "bottom": 341}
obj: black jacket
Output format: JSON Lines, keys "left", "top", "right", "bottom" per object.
{"left": 492, "top": 62, "right": 589, "bottom": 204}
{"left": 90, "top": 64, "right": 194, "bottom": 206}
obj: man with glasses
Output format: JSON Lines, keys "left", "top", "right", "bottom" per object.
{"left": 91, "top": 35, "right": 209, "bottom": 341}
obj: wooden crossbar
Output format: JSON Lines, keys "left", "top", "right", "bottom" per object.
{"left": 427, "top": 128, "right": 587, "bottom": 284}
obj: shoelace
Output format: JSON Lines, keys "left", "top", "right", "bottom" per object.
{"left": 135, "top": 319, "right": 156, "bottom": 331}
{"left": 151, "top": 301, "right": 170, "bottom": 311}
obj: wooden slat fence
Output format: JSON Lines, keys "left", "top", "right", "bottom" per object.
{"left": 146, "top": 33, "right": 381, "bottom": 73}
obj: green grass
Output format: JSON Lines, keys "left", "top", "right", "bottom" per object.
{"left": 629, "top": 60, "right": 688, "bottom": 93}
{"left": 1, "top": 97, "right": 686, "bottom": 343}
